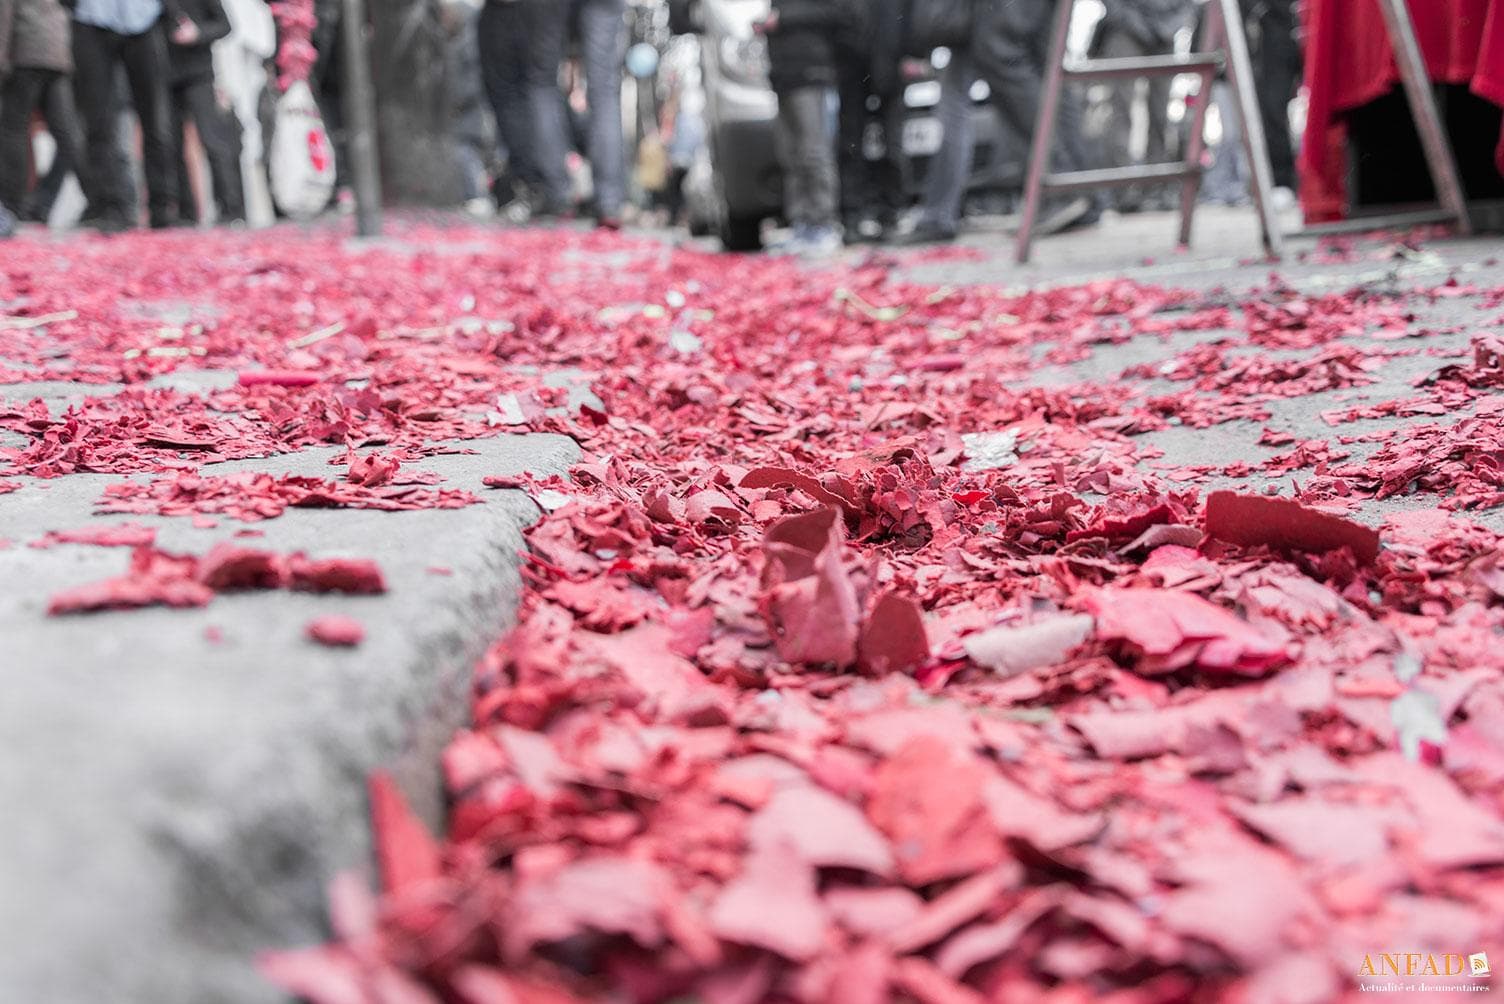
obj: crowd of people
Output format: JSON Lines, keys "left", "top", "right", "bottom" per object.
{"left": 0, "top": 0, "right": 1303, "bottom": 246}
{"left": 0, "top": 0, "right": 272, "bottom": 233}
{"left": 756, "top": 0, "right": 1303, "bottom": 255}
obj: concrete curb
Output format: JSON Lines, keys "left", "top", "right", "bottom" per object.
{"left": 0, "top": 431, "right": 577, "bottom": 1002}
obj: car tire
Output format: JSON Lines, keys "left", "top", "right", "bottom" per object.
{"left": 720, "top": 213, "right": 763, "bottom": 252}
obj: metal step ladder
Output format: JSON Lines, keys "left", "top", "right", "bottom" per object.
{"left": 1015, "top": 0, "right": 1281, "bottom": 263}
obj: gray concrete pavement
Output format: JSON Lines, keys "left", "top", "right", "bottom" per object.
{"left": 894, "top": 207, "right": 1504, "bottom": 533}
{"left": 2, "top": 208, "right": 1498, "bottom": 1003}
{"left": 0, "top": 402, "right": 575, "bottom": 1002}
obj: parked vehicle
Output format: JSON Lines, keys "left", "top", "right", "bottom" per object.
{"left": 671, "top": 0, "right": 1021, "bottom": 251}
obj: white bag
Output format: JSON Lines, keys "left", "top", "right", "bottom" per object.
{"left": 269, "top": 81, "right": 337, "bottom": 220}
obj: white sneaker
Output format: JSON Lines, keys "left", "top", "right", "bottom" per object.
{"left": 1270, "top": 187, "right": 1297, "bottom": 212}
{"left": 800, "top": 226, "right": 842, "bottom": 259}
{"left": 464, "top": 196, "right": 495, "bottom": 220}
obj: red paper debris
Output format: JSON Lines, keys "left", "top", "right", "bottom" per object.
{"left": 758, "top": 508, "right": 861, "bottom": 667}
{"left": 1084, "top": 586, "right": 1290, "bottom": 675}
{"left": 307, "top": 615, "right": 365, "bottom": 647}
{"left": 238, "top": 370, "right": 321, "bottom": 387}
{"left": 2, "top": 225, "right": 1498, "bottom": 1002}
{"left": 288, "top": 555, "right": 387, "bottom": 595}
{"left": 368, "top": 772, "right": 442, "bottom": 895}
{"left": 1205, "top": 490, "right": 1381, "bottom": 564}
{"left": 47, "top": 544, "right": 385, "bottom": 613}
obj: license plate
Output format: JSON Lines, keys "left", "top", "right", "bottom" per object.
{"left": 902, "top": 117, "right": 943, "bottom": 157}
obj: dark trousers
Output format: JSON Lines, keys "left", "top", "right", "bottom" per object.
{"left": 973, "top": 0, "right": 1094, "bottom": 188}
{"left": 172, "top": 76, "right": 245, "bottom": 222}
{"left": 478, "top": 0, "right": 570, "bottom": 206}
{"left": 29, "top": 69, "right": 133, "bottom": 220}
{"left": 835, "top": 48, "right": 903, "bottom": 228}
{"left": 775, "top": 85, "right": 838, "bottom": 229}
{"left": 73, "top": 20, "right": 178, "bottom": 225}
{"left": 1248, "top": 0, "right": 1300, "bottom": 189}
{"left": 0, "top": 68, "right": 94, "bottom": 214}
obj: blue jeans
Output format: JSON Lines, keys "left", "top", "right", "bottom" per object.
{"left": 522, "top": 0, "right": 574, "bottom": 207}
{"left": 574, "top": 0, "right": 627, "bottom": 215}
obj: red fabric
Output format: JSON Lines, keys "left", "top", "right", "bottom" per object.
{"left": 1298, "top": 0, "right": 1504, "bottom": 222}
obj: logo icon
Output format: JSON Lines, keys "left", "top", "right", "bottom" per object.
{"left": 1469, "top": 952, "right": 1491, "bottom": 978}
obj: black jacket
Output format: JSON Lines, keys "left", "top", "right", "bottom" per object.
{"left": 766, "top": 0, "right": 840, "bottom": 93}
{"left": 167, "top": 0, "right": 230, "bottom": 86}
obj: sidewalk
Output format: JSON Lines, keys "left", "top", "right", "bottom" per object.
{"left": 4, "top": 214, "right": 1503, "bottom": 1002}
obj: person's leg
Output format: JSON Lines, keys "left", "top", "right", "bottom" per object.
{"left": 119, "top": 22, "right": 179, "bottom": 226}
{"left": 976, "top": 0, "right": 1091, "bottom": 175}
{"left": 578, "top": 0, "right": 626, "bottom": 218}
{"left": 0, "top": 70, "right": 48, "bottom": 211}
{"left": 521, "top": 0, "right": 572, "bottom": 211}
{"left": 170, "top": 84, "right": 196, "bottom": 222}
{"left": 1255, "top": 3, "right": 1300, "bottom": 189}
{"left": 184, "top": 76, "right": 247, "bottom": 220}
{"left": 26, "top": 73, "right": 80, "bottom": 221}
{"left": 915, "top": 53, "right": 975, "bottom": 235}
{"left": 872, "top": 90, "right": 905, "bottom": 227}
{"left": 480, "top": 1, "right": 538, "bottom": 193}
{"left": 835, "top": 49, "right": 870, "bottom": 231}
{"left": 783, "top": 86, "right": 836, "bottom": 235}
{"left": 975, "top": 0, "right": 1099, "bottom": 228}
{"left": 1097, "top": 28, "right": 1138, "bottom": 170}
{"left": 1202, "top": 79, "right": 1247, "bottom": 204}
{"left": 72, "top": 24, "right": 130, "bottom": 221}
{"left": 775, "top": 90, "right": 812, "bottom": 232}
{"left": 39, "top": 73, "right": 102, "bottom": 214}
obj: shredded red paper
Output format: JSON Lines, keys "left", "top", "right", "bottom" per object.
{"left": 307, "top": 615, "right": 366, "bottom": 647}
{"left": 3, "top": 225, "right": 1503, "bottom": 1000}
{"left": 47, "top": 544, "right": 386, "bottom": 614}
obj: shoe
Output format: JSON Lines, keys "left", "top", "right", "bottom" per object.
{"left": 1270, "top": 186, "right": 1297, "bottom": 212}
{"left": 891, "top": 218, "right": 958, "bottom": 246}
{"left": 767, "top": 225, "right": 810, "bottom": 256}
{"left": 463, "top": 196, "right": 495, "bottom": 220}
{"left": 799, "top": 226, "right": 842, "bottom": 259}
{"left": 1033, "top": 196, "right": 1094, "bottom": 237}
{"left": 89, "top": 212, "right": 132, "bottom": 234}
{"left": 531, "top": 199, "right": 575, "bottom": 222}
{"left": 0, "top": 203, "right": 15, "bottom": 239}
{"left": 596, "top": 214, "right": 623, "bottom": 232}
{"left": 842, "top": 217, "right": 886, "bottom": 245}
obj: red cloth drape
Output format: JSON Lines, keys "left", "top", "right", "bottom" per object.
{"left": 1298, "top": 0, "right": 1504, "bottom": 221}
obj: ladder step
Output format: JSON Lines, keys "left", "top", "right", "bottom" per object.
{"left": 1289, "top": 207, "right": 1460, "bottom": 238}
{"left": 1064, "top": 53, "right": 1224, "bottom": 80}
{"left": 1041, "top": 163, "right": 1202, "bottom": 193}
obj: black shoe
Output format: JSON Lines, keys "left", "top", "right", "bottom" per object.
{"left": 1034, "top": 196, "right": 1094, "bottom": 237}
{"left": 842, "top": 217, "right": 887, "bottom": 245}
{"left": 531, "top": 201, "right": 575, "bottom": 223}
{"left": 88, "top": 212, "right": 132, "bottom": 234}
{"left": 149, "top": 213, "right": 181, "bottom": 230}
{"left": 891, "top": 219, "right": 958, "bottom": 246}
